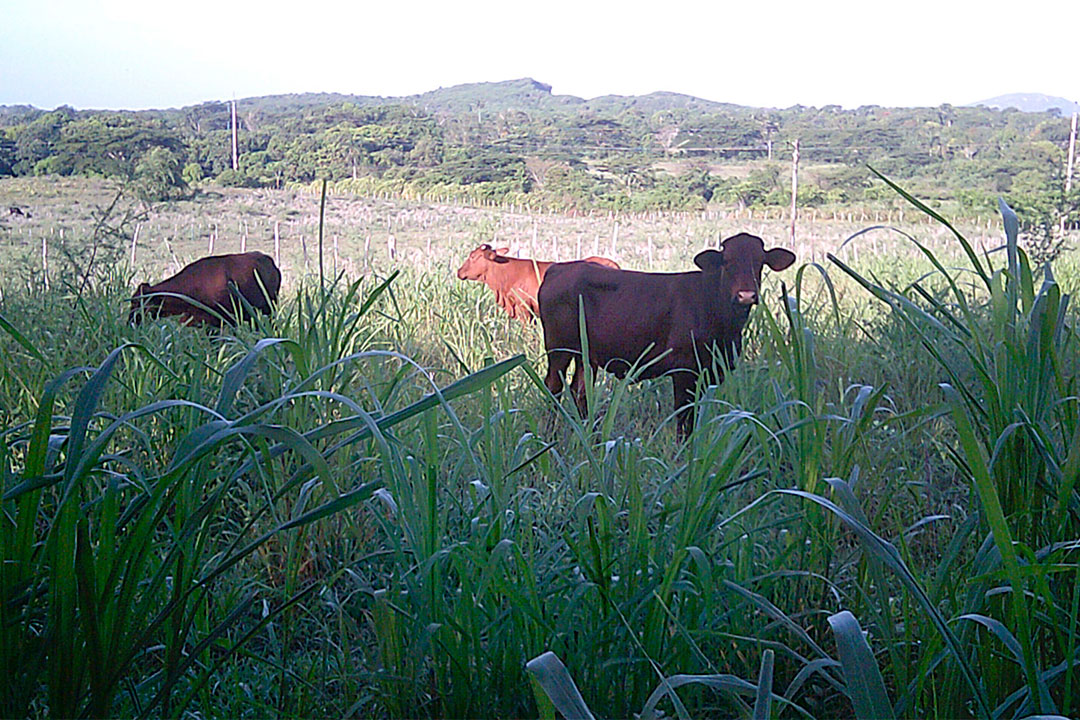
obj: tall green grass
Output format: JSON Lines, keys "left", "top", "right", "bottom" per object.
{"left": 1, "top": 176, "right": 1078, "bottom": 718}
{"left": 0, "top": 272, "right": 523, "bottom": 718}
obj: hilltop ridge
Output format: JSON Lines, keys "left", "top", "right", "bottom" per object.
{"left": 971, "top": 92, "right": 1078, "bottom": 115}
{"left": 4, "top": 78, "right": 1075, "bottom": 118}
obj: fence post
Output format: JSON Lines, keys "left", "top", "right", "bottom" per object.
{"left": 789, "top": 138, "right": 800, "bottom": 246}
{"left": 42, "top": 236, "right": 49, "bottom": 291}
{"left": 130, "top": 223, "right": 141, "bottom": 267}
{"left": 274, "top": 222, "right": 281, "bottom": 266}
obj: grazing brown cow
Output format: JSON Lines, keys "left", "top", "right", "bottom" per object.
{"left": 456, "top": 244, "right": 619, "bottom": 324}
{"left": 538, "top": 233, "right": 795, "bottom": 438}
{"left": 129, "top": 252, "right": 281, "bottom": 328}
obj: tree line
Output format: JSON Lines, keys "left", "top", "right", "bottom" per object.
{"left": 0, "top": 81, "right": 1075, "bottom": 229}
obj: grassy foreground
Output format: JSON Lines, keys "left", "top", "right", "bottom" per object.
{"left": 1, "top": 178, "right": 1079, "bottom": 718}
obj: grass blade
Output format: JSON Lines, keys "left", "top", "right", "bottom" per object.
{"left": 828, "top": 610, "right": 895, "bottom": 720}
{"left": 0, "top": 312, "right": 46, "bottom": 364}
{"left": 525, "top": 652, "right": 596, "bottom": 720}
{"left": 753, "top": 649, "right": 775, "bottom": 720}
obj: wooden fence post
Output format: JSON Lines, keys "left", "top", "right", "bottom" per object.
{"left": 1064, "top": 111, "right": 1077, "bottom": 234}
{"left": 130, "top": 223, "right": 141, "bottom": 267}
{"left": 274, "top": 221, "right": 281, "bottom": 266}
{"left": 789, "top": 138, "right": 800, "bottom": 246}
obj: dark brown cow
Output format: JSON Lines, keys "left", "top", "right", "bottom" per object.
{"left": 538, "top": 233, "right": 795, "bottom": 438}
{"left": 456, "top": 244, "right": 620, "bottom": 324}
{"left": 129, "top": 252, "right": 281, "bottom": 328}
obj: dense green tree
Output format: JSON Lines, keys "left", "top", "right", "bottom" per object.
{"left": 13, "top": 106, "right": 74, "bottom": 174}
{"left": 134, "top": 145, "right": 188, "bottom": 201}
{"left": 0, "top": 87, "right": 1073, "bottom": 215}
{"left": 33, "top": 113, "right": 183, "bottom": 179}
{"left": 181, "top": 161, "right": 203, "bottom": 185}
{"left": 0, "top": 135, "right": 15, "bottom": 176}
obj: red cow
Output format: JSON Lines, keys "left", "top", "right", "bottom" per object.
{"left": 456, "top": 244, "right": 619, "bottom": 324}
{"left": 130, "top": 252, "right": 281, "bottom": 328}
{"left": 538, "top": 233, "right": 795, "bottom": 438}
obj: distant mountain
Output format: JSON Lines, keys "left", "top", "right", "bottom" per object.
{"left": 232, "top": 80, "right": 754, "bottom": 121}
{"left": 232, "top": 79, "right": 584, "bottom": 119}
{"left": 970, "top": 93, "right": 1078, "bottom": 115}
{"left": 408, "top": 78, "right": 583, "bottom": 114}
{"left": 223, "top": 79, "right": 756, "bottom": 122}
{"left": 584, "top": 91, "right": 746, "bottom": 115}
{"left": 5, "top": 80, "right": 1077, "bottom": 121}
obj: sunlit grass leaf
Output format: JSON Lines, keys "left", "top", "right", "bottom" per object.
{"left": 828, "top": 610, "right": 895, "bottom": 720}
{"left": 525, "top": 651, "right": 596, "bottom": 720}
{"left": 753, "top": 649, "right": 775, "bottom": 720}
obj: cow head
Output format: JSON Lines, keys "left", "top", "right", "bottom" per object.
{"left": 456, "top": 244, "right": 511, "bottom": 280}
{"left": 694, "top": 233, "right": 795, "bottom": 311}
{"left": 128, "top": 282, "right": 156, "bottom": 325}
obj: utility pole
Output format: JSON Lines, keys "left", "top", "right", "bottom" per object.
{"left": 1063, "top": 111, "right": 1077, "bottom": 235}
{"left": 789, "top": 138, "right": 800, "bottom": 246}
{"left": 1066, "top": 111, "right": 1077, "bottom": 195}
{"left": 231, "top": 98, "right": 239, "bottom": 172}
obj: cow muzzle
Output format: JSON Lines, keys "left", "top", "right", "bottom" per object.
{"left": 735, "top": 290, "right": 759, "bottom": 306}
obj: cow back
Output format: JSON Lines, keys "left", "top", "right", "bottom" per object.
{"left": 540, "top": 262, "right": 719, "bottom": 378}
{"left": 131, "top": 252, "right": 281, "bottom": 327}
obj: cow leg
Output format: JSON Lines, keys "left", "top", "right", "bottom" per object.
{"left": 569, "top": 359, "right": 595, "bottom": 419}
{"left": 672, "top": 371, "right": 698, "bottom": 441}
{"left": 544, "top": 351, "right": 571, "bottom": 397}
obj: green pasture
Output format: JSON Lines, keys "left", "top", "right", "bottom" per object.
{"left": 1, "top": 176, "right": 1078, "bottom": 718}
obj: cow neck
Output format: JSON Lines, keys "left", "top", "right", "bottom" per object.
{"left": 480, "top": 265, "right": 501, "bottom": 291}
{"left": 489, "top": 258, "right": 542, "bottom": 289}
{"left": 698, "top": 269, "right": 745, "bottom": 328}
{"left": 480, "top": 265, "right": 509, "bottom": 296}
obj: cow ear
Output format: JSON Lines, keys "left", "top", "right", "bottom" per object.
{"left": 765, "top": 248, "right": 796, "bottom": 271}
{"left": 494, "top": 247, "right": 510, "bottom": 255}
{"left": 693, "top": 249, "right": 724, "bottom": 272}
{"left": 482, "top": 246, "right": 499, "bottom": 260}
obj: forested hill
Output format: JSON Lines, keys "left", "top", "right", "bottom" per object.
{"left": 972, "top": 93, "right": 1079, "bottom": 116}
{"left": 0, "top": 78, "right": 1075, "bottom": 230}
{"left": 166, "top": 79, "right": 743, "bottom": 118}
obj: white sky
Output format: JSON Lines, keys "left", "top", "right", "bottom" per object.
{"left": 1, "top": 0, "right": 1076, "bottom": 111}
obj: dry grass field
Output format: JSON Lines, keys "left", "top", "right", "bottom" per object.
{"left": 0, "top": 175, "right": 1015, "bottom": 287}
